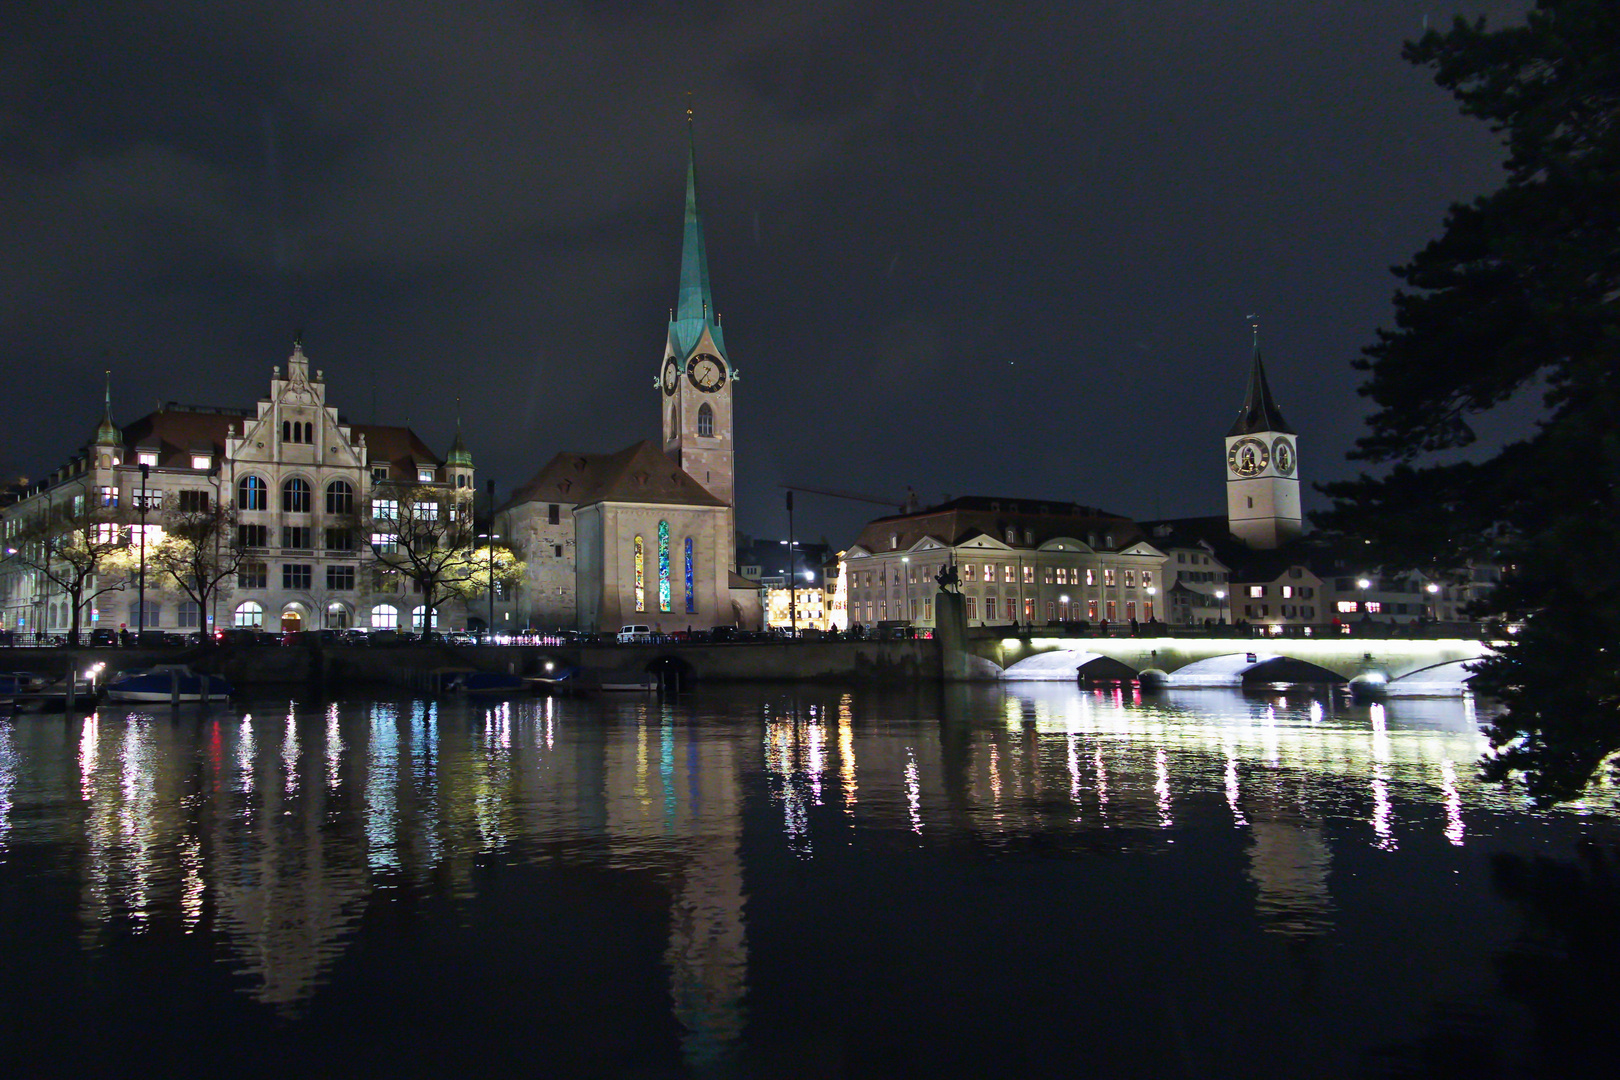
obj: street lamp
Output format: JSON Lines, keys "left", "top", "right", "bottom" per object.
{"left": 137, "top": 462, "right": 149, "bottom": 639}
{"left": 485, "top": 478, "right": 496, "bottom": 643}
{"left": 1215, "top": 588, "right": 1228, "bottom": 627}
{"left": 901, "top": 556, "right": 910, "bottom": 624}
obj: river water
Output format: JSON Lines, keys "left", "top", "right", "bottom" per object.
{"left": 0, "top": 683, "right": 1615, "bottom": 1079}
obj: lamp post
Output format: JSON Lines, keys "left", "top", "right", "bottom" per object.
{"left": 901, "top": 556, "right": 910, "bottom": 624}
{"left": 785, "top": 490, "right": 797, "bottom": 639}
{"left": 1215, "top": 588, "right": 1228, "bottom": 628}
{"left": 485, "top": 478, "right": 496, "bottom": 643}
{"left": 137, "top": 462, "right": 149, "bottom": 638}
{"left": 1145, "top": 585, "right": 1157, "bottom": 624}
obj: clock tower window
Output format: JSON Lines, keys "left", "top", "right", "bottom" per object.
{"left": 697, "top": 404, "right": 714, "bottom": 438}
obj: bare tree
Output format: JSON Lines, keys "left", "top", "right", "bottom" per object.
{"left": 148, "top": 497, "right": 244, "bottom": 640}
{"left": 1, "top": 489, "right": 135, "bottom": 644}
{"left": 367, "top": 485, "right": 483, "bottom": 632}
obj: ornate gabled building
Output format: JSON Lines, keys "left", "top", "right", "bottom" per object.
{"left": 499, "top": 123, "right": 761, "bottom": 633}
{"left": 0, "top": 345, "right": 471, "bottom": 638}
{"left": 842, "top": 497, "right": 1168, "bottom": 631}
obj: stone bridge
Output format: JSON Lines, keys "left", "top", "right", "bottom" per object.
{"left": 963, "top": 632, "right": 1492, "bottom": 696}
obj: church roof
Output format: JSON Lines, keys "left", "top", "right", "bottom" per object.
{"left": 668, "top": 121, "right": 729, "bottom": 362}
{"left": 1227, "top": 335, "right": 1293, "bottom": 436}
{"left": 852, "top": 495, "right": 1142, "bottom": 554}
{"left": 503, "top": 440, "right": 726, "bottom": 511}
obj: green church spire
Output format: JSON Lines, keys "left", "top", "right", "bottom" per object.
{"left": 668, "top": 112, "right": 727, "bottom": 361}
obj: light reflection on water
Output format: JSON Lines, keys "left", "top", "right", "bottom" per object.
{"left": 0, "top": 683, "right": 1615, "bottom": 1076}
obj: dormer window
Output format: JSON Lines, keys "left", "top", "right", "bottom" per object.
{"left": 417, "top": 468, "right": 434, "bottom": 483}
{"left": 137, "top": 451, "right": 158, "bottom": 467}
{"left": 191, "top": 454, "right": 211, "bottom": 470}
{"left": 371, "top": 466, "right": 388, "bottom": 482}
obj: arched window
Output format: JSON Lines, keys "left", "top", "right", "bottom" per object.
{"left": 697, "top": 403, "right": 714, "bottom": 438}
{"left": 238, "top": 475, "right": 268, "bottom": 511}
{"left": 370, "top": 604, "right": 398, "bottom": 629}
{"left": 658, "top": 521, "right": 671, "bottom": 613}
{"left": 325, "top": 602, "right": 350, "bottom": 629}
{"left": 325, "top": 479, "right": 353, "bottom": 515}
{"left": 234, "top": 601, "right": 264, "bottom": 628}
{"left": 283, "top": 477, "right": 311, "bottom": 513}
{"left": 410, "top": 605, "right": 438, "bottom": 632}
{"left": 685, "top": 537, "right": 695, "bottom": 614}
{"left": 634, "top": 536, "right": 646, "bottom": 612}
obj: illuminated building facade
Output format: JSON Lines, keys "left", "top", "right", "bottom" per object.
{"left": 843, "top": 497, "right": 1168, "bottom": 631}
{"left": 0, "top": 345, "right": 471, "bottom": 637}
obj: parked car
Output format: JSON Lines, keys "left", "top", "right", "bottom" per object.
{"left": 339, "top": 628, "right": 371, "bottom": 645}
{"left": 446, "top": 631, "right": 476, "bottom": 646}
{"left": 709, "top": 626, "right": 737, "bottom": 643}
{"left": 89, "top": 628, "right": 117, "bottom": 647}
{"left": 368, "top": 629, "right": 402, "bottom": 645}
{"left": 617, "top": 624, "right": 653, "bottom": 643}
{"left": 217, "top": 628, "right": 268, "bottom": 647}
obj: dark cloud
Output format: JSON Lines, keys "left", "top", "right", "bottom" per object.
{"left": 0, "top": 0, "right": 1534, "bottom": 547}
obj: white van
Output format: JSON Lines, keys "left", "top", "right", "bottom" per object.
{"left": 617, "top": 624, "right": 653, "bottom": 643}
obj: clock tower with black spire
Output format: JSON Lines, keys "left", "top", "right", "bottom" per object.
{"left": 659, "top": 116, "right": 737, "bottom": 565}
{"left": 1225, "top": 326, "right": 1301, "bottom": 549}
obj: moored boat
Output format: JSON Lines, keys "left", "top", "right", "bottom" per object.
{"left": 104, "top": 664, "right": 232, "bottom": 703}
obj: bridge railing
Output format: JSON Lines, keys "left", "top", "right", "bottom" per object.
{"left": 968, "top": 620, "right": 1488, "bottom": 642}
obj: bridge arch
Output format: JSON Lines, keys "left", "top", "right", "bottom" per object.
{"left": 1164, "top": 652, "right": 1346, "bottom": 688}
{"left": 1383, "top": 657, "right": 1480, "bottom": 697}
{"left": 1001, "top": 650, "right": 1140, "bottom": 682}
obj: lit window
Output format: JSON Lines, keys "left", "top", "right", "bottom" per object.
{"left": 1143, "top": 571, "right": 1152, "bottom": 587}
{"left": 371, "top": 604, "right": 399, "bottom": 629}
{"left": 1365, "top": 601, "right": 1383, "bottom": 614}
{"left": 1248, "top": 585, "right": 1265, "bottom": 598}
{"left": 1104, "top": 568, "right": 1115, "bottom": 587}
{"left": 191, "top": 454, "right": 211, "bottom": 470}
{"left": 1022, "top": 565, "right": 1034, "bottom": 584}
{"left": 233, "top": 601, "right": 264, "bottom": 628}
{"left": 372, "top": 498, "right": 399, "bottom": 520}
{"left": 1337, "top": 601, "right": 1358, "bottom": 613}
{"left": 1281, "top": 585, "right": 1293, "bottom": 598}
{"left": 1086, "top": 568, "right": 1096, "bottom": 587}
{"left": 1124, "top": 570, "right": 1136, "bottom": 588}
{"left": 137, "top": 451, "right": 158, "bottom": 467}
{"left": 238, "top": 475, "right": 268, "bottom": 511}
{"left": 414, "top": 500, "right": 438, "bottom": 521}
{"left": 418, "top": 468, "right": 435, "bottom": 483}
{"left": 371, "top": 533, "right": 398, "bottom": 554}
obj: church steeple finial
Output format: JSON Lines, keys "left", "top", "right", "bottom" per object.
{"left": 93, "top": 369, "right": 120, "bottom": 447}
{"left": 447, "top": 396, "right": 473, "bottom": 467}
{"left": 1228, "top": 317, "right": 1293, "bottom": 436}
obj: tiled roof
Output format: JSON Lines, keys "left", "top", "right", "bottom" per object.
{"left": 502, "top": 440, "right": 726, "bottom": 511}
{"left": 352, "top": 424, "right": 444, "bottom": 482}
{"left": 853, "top": 495, "right": 1142, "bottom": 554}
{"left": 118, "top": 410, "right": 240, "bottom": 468}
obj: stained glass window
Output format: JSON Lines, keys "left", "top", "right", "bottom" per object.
{"left": 685, "top": 538, "right": 695, "bottom": 613}
{"left": 658, "top": 521, "right": 671, "bottom": 613}
{"left": 634, "top": 536, "right": 645, "bottom": 612}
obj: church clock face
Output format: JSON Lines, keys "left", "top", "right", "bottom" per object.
{"left": 1271, "top": 436, "right": 1295, "bottom": 476}
{"left": 661, "top": 358, "right": 680, "bottom": 396}
{"left": 686, "top": 352, "right": 726, "bottom": 392}
{"left": 1228, "top": 437, "right": 1269, "bottom": 477}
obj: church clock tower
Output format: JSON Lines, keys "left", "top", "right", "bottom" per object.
{"left": 1225, "top": 327, "right": 1301, "bottom": 549}
{"left": 660, "top": 117, "right": 738, "bottom": 565}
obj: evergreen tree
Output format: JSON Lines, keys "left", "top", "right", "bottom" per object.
{"left": 1318, "top": 0, "right": 1620, "bottom": 804}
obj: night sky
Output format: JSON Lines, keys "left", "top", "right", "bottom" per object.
{"left": 3, "top": 1, "right": 1533, "bottom": 548}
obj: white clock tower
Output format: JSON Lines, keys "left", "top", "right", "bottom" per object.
{"left": 659, "top": 117, "right": 737, "bottom": 566}
{"left": 1225, "top": 329, "right": 1301, "bottom": 549}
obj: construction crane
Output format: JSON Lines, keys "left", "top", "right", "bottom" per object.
{"left": 780, "top": 483, "right": 919, "bottom": 514}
